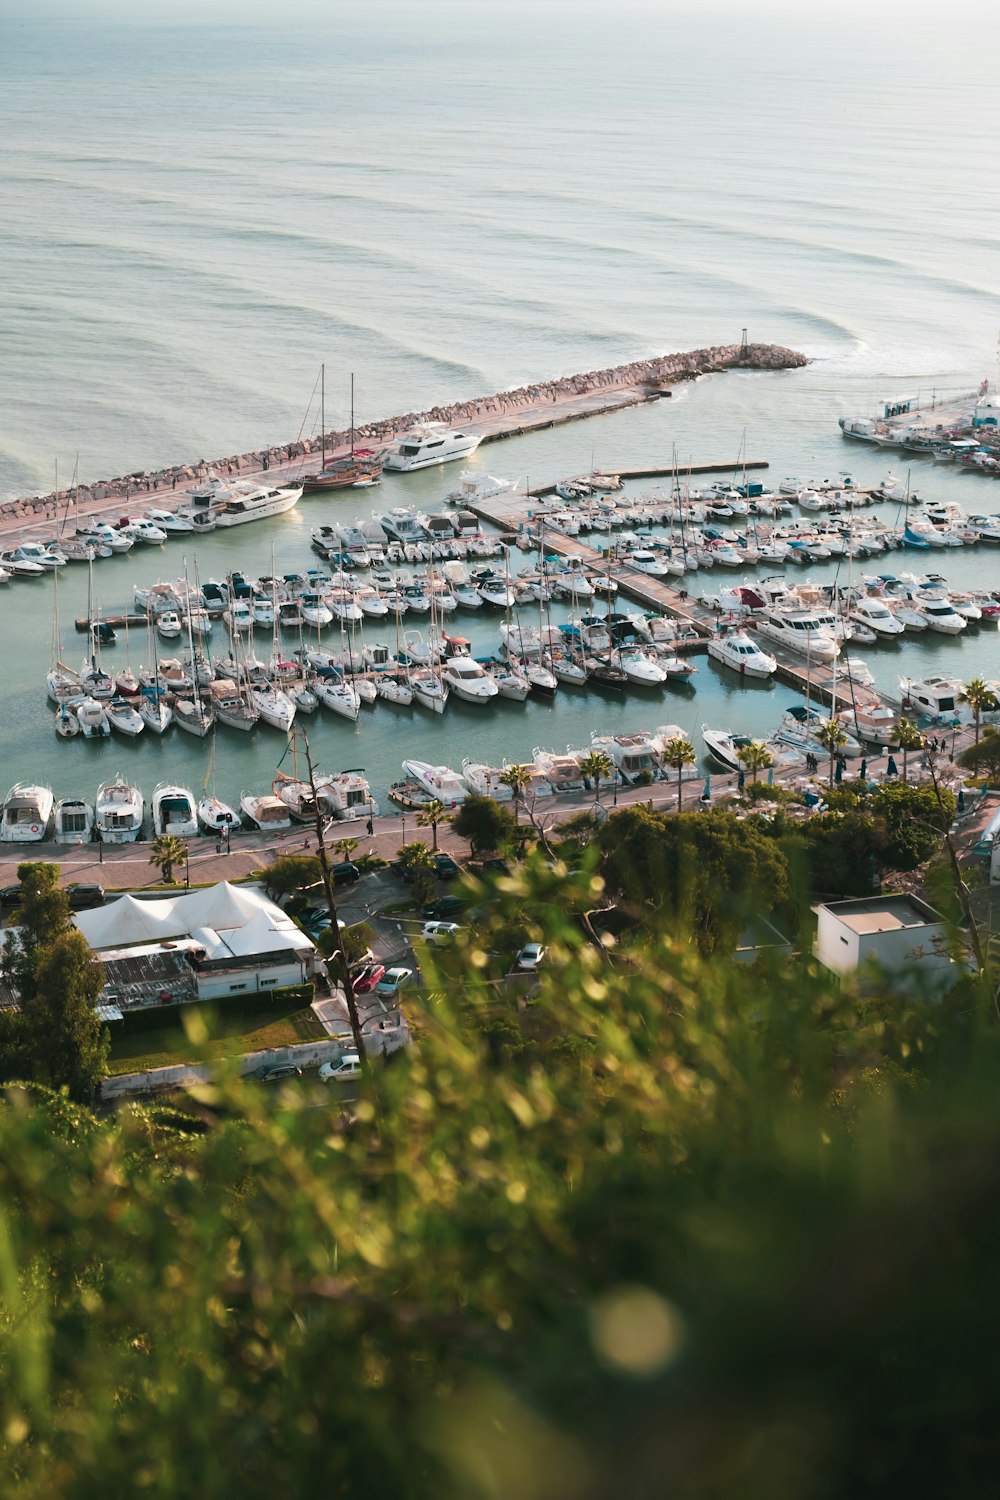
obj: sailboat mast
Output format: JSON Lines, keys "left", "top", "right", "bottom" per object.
{"left": 350, "top": 373, "right": 355, "bottom": 460}
{"left": 320, "top": 363, "right": 326, "bottom": 471}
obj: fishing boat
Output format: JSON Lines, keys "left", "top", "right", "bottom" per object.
{"left": 151, "top": 782, "right": 198, "bottom": 838}
{"left": 53, "top": 796, "right": 94, "bottom": 844}
{"left": 95, "top": 775, "right": 144, "bottom": 844}
{"left": 0, "top": 783, "right": 54, "bottom": 842}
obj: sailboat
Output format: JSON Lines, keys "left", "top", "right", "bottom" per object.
{"left": 173, "top": 564, "right": 216, "bottom": 737}
{"left": 197, "top": 738, "right": 241, "bottom": 834}
{"left": 137, "top": 605, "right": 174, "bottom": 734}
{"left": 300, "top": 368, "right": 383, "bottom": 492}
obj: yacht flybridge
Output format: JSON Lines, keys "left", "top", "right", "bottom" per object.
{"left": 382, "top": 424, "right": 483, "bottom": 472}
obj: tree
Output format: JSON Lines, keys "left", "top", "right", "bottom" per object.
{"left": 870, "top": 781, "right": 955, "bottom": 871}
{"left": 261, "top": 853, "right": 322, "bottom": 900}
{"left": 895, "top": 716, "right": 925, "bottom": 785}
{"left": 396, "top": 840, "right": 436, "bottom": 905}
{"left": 660, "top": 736, "right": 696, "bottom": 812}
{"left": 332, "top": 836, "right": 360, "bottom": 863}
{"left": 737, "top": 740, "right": 773, "bottom": 784}
{"left": 816, "top": 717, "right": 848, "bottom": 787}
{"left": 23, "top": 929, "right": 108, "bottom": 1101}
{"left": 578, "top": 749, "right": 615, "bottom": 805}
{"left": 962, "top": 677, "right": 997, "bottom": 750}
{"left": 957, "top": 728, "right": 1000, "bottom": 785}
{"left": 416, "top": 799, "right": 447, "bottom": 852}
{"left": 451, "top": 795, "right": 517, "bottom": 856}
{"left": 1, "top": 862, "right": 71, "bottom": 1005}
{"left": 149, "top": 833, "right": 188, "bottom": 884}
{"left": 498, "top": 763, "right": 531, "bottom": 824}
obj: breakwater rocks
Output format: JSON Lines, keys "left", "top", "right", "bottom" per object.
{"left": 2, "top": 342, "right": 805, "bottom": 523}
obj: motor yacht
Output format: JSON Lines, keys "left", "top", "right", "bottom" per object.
{"left": 838, "top": 702, "right": 899, "bottom": 747}
{"left": 205, "top": 679, "right": 259, "bottom": 732}
{"left": 119, "top": 517, "right": 167, "bottom": 545}
{"left": 849, "top": 598, "right": 905, "bottom": 637}
{"left": 441, "top": 655, "right": 500, "bottom": 704}
{"left": 400, "top": 759, "right": 467, "bottom": 803}
{"left": 323, "top": 771, "right": 379, "bottom": 821}
{"left": 145, "top": 507, "right": 194, "bottom": 534}
{"left": 382, "top": 423, "right": 483, "bottom": 472}
{"left": 706, "top": 631, "right": 777, "bottom": 678}
{"left": 95, "top": 775, "right": 144, "bottom": 843}
{"left": 240, "top": 792, "right": 292, "bottom": 830}
{"left": 591, "top": 730, "right": 659, "bottom": 783}
{"left": 920, "top": 599, "right": 966, "bottom": 634}
{"left": 531, "top": 748, "right": 586, "bottom": 793}
{"left": 700, "top": 726, "right": 804, "bottom": 776}
{"left": 462, "top": 760, "right": 515, "bottom": 800}
{"left": 53, "top": 797, "right": 95, "bottom": 844}
{"left": 754, "top": 607, "right": 840, "bottom": 662}
{"left": 616, "top": 648, "right": 669, "bottom": 687}
{"left": 0, "top": 783, "right": 54, "bottom": 842}
{"left": 105, "top": 697, "right": 144, "bottom": 737}
{"left": 8, "top": 542, "right": 64, "bottom": 570}
{"left": 773, "top": 705, "right": 864, "bottom": 759}
{"left": 77, "top": 697, "right": 111, "bottom": 738}
{"left": 899, "top": 676, "right": 962, "bottom": 719}
{"left": 212, "top": 482, "right": 303, "bottom": 526}
{"left": 378, "top": 509, "right": 429, "bottom": 544}
{"left": 152, "top": 782, "right": 198, "bottom": 838}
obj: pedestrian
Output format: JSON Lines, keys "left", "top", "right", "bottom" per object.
{"left": 366, "top": 817, "right": 374, "bottom": 836}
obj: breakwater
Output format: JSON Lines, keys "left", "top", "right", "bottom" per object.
{"left": 1, "top": 342, "right": 806, "bottom": 525}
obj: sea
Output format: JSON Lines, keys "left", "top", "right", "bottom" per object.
{"left": 1, "top": 0, "right": 998, "bottom": 817}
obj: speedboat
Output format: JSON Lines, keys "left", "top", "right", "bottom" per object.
{"left": 76, "top": 697, "right": 111, "bottom": 739}
{"left": 118, "top": 517, "right": 167, "bottom": 545}
{"left": 54, "top": 703, "right": 80, "bottom": 738}
{"left": 240, "top": 791, "right": 292, "bottom": 830}
{"left": 401, "top": 759, "right": 467, "bottom": 803}
{"left": 382, "top": 423, "right": 483, "bottom": 471}
{"left": 616, "top": 648, "right": 669, "bottom": 687}
{"left": 95, "top": 775, "right": 144, "bottom": 843}
{"left": 151, "top": 782, "right": 198, "bottom": 838}
{"left": 849, "top": 598, "right": 905, "bottom": 637}
{"left": 899, "top": 675, "right": 961, "bottom": 719}
{"left": 144, "top": 507, "right": 194, "bottom": 534}
{"left": 8, "top": 541, "right": 64, "bottom": 570}
{"left": 53, "top": 797, "right": 94, "bottom": 844}
{"left": 105, "top": 697, "right": 145, "bottom": 737}
{"left": 920, "top": 599, "right": 966, "bottom": 634}
{"left": 0, "top": 783, "right": 54, "bottom": 842}
{"left": 441, "top": 655, "right": 500, "bottom": 704}
{"left": 706, "top": 631, "right": 777, "bottom": 678}
{"left": 700, "top": 725, "right": 804, "bottom": 776}
{"left": 197, "top": 794, "right": 241, "bottom": 836}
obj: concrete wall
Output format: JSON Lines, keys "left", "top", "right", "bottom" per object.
{"left": 815, "top": 907, "right": 952, "bottom": 985}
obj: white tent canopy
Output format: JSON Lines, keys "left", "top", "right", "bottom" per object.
{"left": 74, "top": 882, "right": 310, "bottom": 955}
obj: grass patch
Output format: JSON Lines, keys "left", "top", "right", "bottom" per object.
{"left": 107, "top": 998, "right": 326, "bottom": 1075}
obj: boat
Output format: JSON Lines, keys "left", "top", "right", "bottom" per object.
{"left": 591, "top": 731, "right": 659, "bottom": 783}
{"left": 173, "top": 694, "right": 216, "bottom": 738}
{"left": 531, "top": 748, "right": 586, "bottom": 793}
{"left": 239, "top": 792, "right": 292, "bottom": 830}
{"left": 155, "top": 611, "right": 183, "bottom": 640}
{"left": 0, "top": 783, "right": 54, "bottom": 843}
{"left": 250, "top": 683, "right": 297, "bottom": 733}
{"left": 323, "top": 770, "right": 378, "bottom": 821}
{"left": 118, "top": 517, "right": 167, "bottom": 545}
{"left": 54, "top": 703, "right": 80, "bottom": 738}
{"left": 486, "top": 659, "right": 531, "bottom": 700}
{"left": 838, "top": 701, "right": 899, "bottom": 746}
{"left": 773, "top": 704, "right": 864, "bottom": 759}
{"left": 754, "top": 606, "right": 840, "bottom": 662}
{"left": 700, "top": 726, "right": 804, "bottom": 776}
{"left": 95, "top": 775, "right": 145, "bottom": 844}
{"left": 211, "top": 481, "right": 303, "bottom": 527}
{"left": 144, "top": 507, "right": 194, "bottom": 534}
{"left": 616, "top": 648, "right": 669, "bottom": 687}
{"left": 707, "top": 631, "right": 777, "bottom": 678}
{"left": 849, "top": 597, "right": 905, "bottom": 637}
{"left": 410, "top": 665, "right": 449, "bottom": 714}
{"left": 920, "top": 598, "right": 967, "bottom": 635}
{"left": 6, "top": 541, "right": 64, "bottom": 571}
{"left": 382, "top": 423, "right": 483, "bottom": 472}
{"left": 313, "top": 678, "right": 360, "bottom": 720}
{"left": 400, "top": 759, "right": 467, "bottom": 804}
{"left": 375, "top": 673, "right": 414, "bottom": 708}
{"left": 441, "top": 654, "right": 500, "bottom": 704}
{"left": 300, "top": 369, "right": 383, "bottom": 491}
{"left": 105, "top": 697, "right": 145, "bottom": 737}
{"left": 196, "top": 794, "right": 241, "bottom": 836}
{"left": 462, "top": 760, "right": 515, "bottom": 800}
{"left": 899, "top": 675, "right": 962, "bottom": 720}
{"left": 53, "top": 797, "right": 94, "bottom": 844}
{"left": 76, "top": 697, "right": 111, "bottom": 738}
{"left": 205, "top": 678, "right": 259, "bottom": 732}
{"left": 151, "top": 782, "right": 198, "bottom": 838}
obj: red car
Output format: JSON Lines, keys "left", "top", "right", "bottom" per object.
{"left": 353, "top": 963, "right": 386, "bottom": 994}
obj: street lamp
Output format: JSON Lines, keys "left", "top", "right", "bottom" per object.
{"left": 184, "top": 842, "right": 191, "bottom": 890}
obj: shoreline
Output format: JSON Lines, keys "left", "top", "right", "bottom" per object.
{"left": 0, "top": 342, "right": 806, "bottom": 534}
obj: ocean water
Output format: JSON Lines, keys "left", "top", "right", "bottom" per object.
{"left": 0, "top": 1, "right": 998, "bottom": 813}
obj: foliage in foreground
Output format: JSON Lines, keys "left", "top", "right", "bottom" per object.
{"left": 0, "top": 863, "right": 997, "bottom": 1498}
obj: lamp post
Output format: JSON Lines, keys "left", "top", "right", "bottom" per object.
{"left": 184, "top": 842, "right": 191, "bottom": 890}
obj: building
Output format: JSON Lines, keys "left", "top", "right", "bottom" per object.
{"left": 814, "top": 895, "right": 961, "bottom": 994}
{"left": 73, "top": 882, "right": 317, "bottom": 1011}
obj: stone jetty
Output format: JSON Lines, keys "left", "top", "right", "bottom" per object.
{"left": 1, "top": 341, "right": 806, "bottom": 525}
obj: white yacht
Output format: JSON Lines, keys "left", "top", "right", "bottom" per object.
{"left": 212, "top": 482, "right": 303, "bottom": 527}
{"left": 105, "top": 697, "right": 145, "bottom": 737}
{"left": 53, "top": 797, "right": 95, "bottom": 844}
{"left": 240, "top": 792, "right": 292, "bottom": 830}
{"left": 849, "top": 598, "right": 905, "bottom": 637}
{"left": 400, "top": 759, "right": 467, "bottom": 803}
{"left": 441, "top": 655, "right": 500, "bottom": 704}
{"left": 145, "top": 507, "right": 195, "bottom": 534}
{"left": 920, "top": 598, "right": 967, "bottom": 634}
{"left": 197, "top": 794, "right": 241, "bottom": 836}
{"left": 138, "top": 693, "right": 174, "bottom": 734}
{"left": 838, "top": 702, "right": 899, "bottom": 747}
{"left": 616, "top": 648, "right": 669, "bottom": 687}
{"left": 531, "top": 748, "right": 586, "bottom": 793}
{"left": 773, "top": 705, "right": 864, "bottom": 759}
{"left": 76, "top": 697, "right": 111, "bottom": 739}
{"left": 323, "top": 771, "right": 379, "bottom": 821}
{"left": 706, "top": 631, "right": 777, "bottom": 679}
{"left": 313, "top": 679, "right": 360, "bottom": 720}
{"left": 409, "top": 666, "right": 449, "bottom": 714}
{"left": 152, "top": 783, "right": 198, "bottom": 838}
{"left": 754, "top": 607, "right": 840, "bottom": 662}
{"left": 591, "top": 731, "right": 659, "bottom": 783}
{"left": 0, "top": 784, "right": 54, "bottom": 843}
{"left": 700, "top": 726, "right": 804, "bottom": 776}
{"left": 382, "top": 424, "right": 483, "bottom": 472}
{"left": 95, "top": 775, "right": 144, "bottom": 843}
{"left": 249, "top": 684, "right": 296, "bottom": 733}
{"left": 462, "top": 760, "right": 515, "bottom": 800}
{"left": 899, "top": 676, "right": 961, "bottom": 719}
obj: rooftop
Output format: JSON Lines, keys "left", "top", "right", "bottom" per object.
{"left": 822, "top": 895, "right": 943, "bottom": 935}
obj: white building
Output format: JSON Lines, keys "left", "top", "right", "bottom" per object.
{"left": 814, "top": 895, "right": 960, "bottom": 994}
{"left": 73, "top": 882, "right": 318, "bottom": 1007}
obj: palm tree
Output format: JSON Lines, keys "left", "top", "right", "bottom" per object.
{"left": 737, "top": 740, "right": 773, "bottom": 785}
{"left": 332, "top": 836, "right": 359, "bottom": 863}
{"left": 660, "top": 736, "right": 696, "bottom": 812}
{"left": 962, "top": 677, "right": 998, "bottom": 750}
{"left": 895, "top": 716, "right": 924, "bottom": 784}
{"left": 396, "top": 840, "right": 436, "bottom": 904}
{"left": 815, "top": 718, "right": 848, "bottom": 787}
{"left": 149, "top": 833, "right": 187, "bottom": 885}
{"left": 578, "top": 749, "right": 615, "bottom": 806}
{"left": 499, "top": 763, "right": 531, "bottom": 824}
{"left": 417, "top": 798, "right": 447, "bottom": 852}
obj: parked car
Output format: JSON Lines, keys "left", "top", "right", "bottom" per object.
{"left": 422, "top": 895, "right": 466, "bottom": 920}
{"left": 421, "top": 920, "right": 463, "bottom": 945}
{"left": 353, "top": 962, "right": 386, "bottom": 993}
{"left": 66, "top": 883, "right": 106, "bottom": 909}
{"left": 0, "top": 885, "right": 23, "bottom": 908}
{"left": 247, "top": 1063, "right": 303, "bottom": 1083}
{"left": 331, "top": 862, "right": 361, "bottom": 887}
{"left": 516, "top": 942, "right": 546, "bottom": 971}
{"left": 318, "top": 1053, "right": 362, "bottom": 1082}
{"left": 375, "top": 966, "right": 414, "bottom": 998}
{"left": 480, "top": 857, "right": 511, "bottom": 876}
{"left": 433, "top": 853, "right": 461, "bottom": 881}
